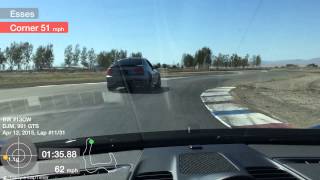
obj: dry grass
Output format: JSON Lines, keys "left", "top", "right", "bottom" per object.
{"left": 0, "top": 71, "right": 105, "bottom": 88}
{"left": 0, "top": 70, "right": 233, "bottom": 88}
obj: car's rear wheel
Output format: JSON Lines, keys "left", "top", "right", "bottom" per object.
{"left": 107, "top": 86, "right": 116, "bottom": 91}
{"left": 155, "top": 76, "right": 161, "bottom": 88}
{"left": 123, "top": 82, "right": 134, "bottom": 92}
{"left": 128, "top": 83, "right": 136, "bottom": 92}
{"left": 144, "top": 77, "right": 153, "bottom": 91}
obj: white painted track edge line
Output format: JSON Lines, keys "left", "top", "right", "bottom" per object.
{"left": 202, "top": 101, "right": 232, "bottom": 129}
{"left": 200, "top": 86, "right": 284, "bottom": 128}
{"left": 36, "top": 82, "right": 106, "bottom": 88}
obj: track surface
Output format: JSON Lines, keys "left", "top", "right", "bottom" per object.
{"left": 0, "top": 70, "right": 294, "bottom": 142}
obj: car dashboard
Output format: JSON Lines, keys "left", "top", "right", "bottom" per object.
{"left": 2, "top": 143, "right": 320, "bottom": 180}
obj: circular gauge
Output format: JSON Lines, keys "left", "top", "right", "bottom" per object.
{"left": 0, "top": 136, "right": 37, "bottom": 174}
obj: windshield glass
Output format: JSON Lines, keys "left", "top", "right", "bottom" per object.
{"left": 117, "top": 59, "right": 143, "bottom": 66}
{"left": 0, "top": 0, "right": 319, "bottom": 145}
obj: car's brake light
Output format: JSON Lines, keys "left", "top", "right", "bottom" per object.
{"left": 133, "top": 66, "right": 144, "bottom": 74}
{"left": 106, "top": 68, "right": 112, "bottom": 76}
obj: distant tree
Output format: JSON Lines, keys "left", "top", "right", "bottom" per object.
{"left": 306, "top": 63, "right": 318, "bottom": 68}
{"left": 44, "top": 44, "right": 54, "bottom": 68}
{"left": 5, "top": 47, "right": 13, "bottom": 70}
{"left": 72, "top": 44, "right": 81, "bottom": 66}
{"left": 205, "top": 55, "right": 212, "bottom": 66}
{"left": 180, "top": 49, "right": 259, "bottom": 69}
{"left": 130, "top": 52, "right": 142, "bottom": 58}
{"left": 21, "top": 42, "right": 33, "bottom": 70}
{"left": 182, "top": 53, "right": 195, "bottom": 67}
{"left": 5, "top": 42, "right": 23, "bottom": 70}
{"left": 154, "top": 63, "right": 161, "bottom": 69}
{"left": 286, "top": 64, "right": 298, "bottom": 68}
{"left": 230, "top": 54, "right": 236, "bottom": 67}
{"left": 109, "top": 49, "right": 117, "bottom": 62}
{"left": 194, "top": 50, "right": 202, "bottom": 66}
{"left": 213, "top": 53, "right": 224, "bottom": 69}
{"left": 241, "top": 54, "right": 249, "bottom": 68}
{"left": 256, "top": 55, "right": 262, "bottom": 66}
{"left": 87, "top": 48, "right": 96, "bottom": 70}
{"left": 97, "top": 51, "right": 112, "bottom": 68}
{"left": 230, "top": 54, "right": 243, "bottom": 68}
{"left": 251, "top": 55, "right": 257, "bottom": 67}
{"left": 162, "top": 63, "right": 169, "bottom": 68}
{"left": 33, "top": 44, "right": 54, "bottom": 70}
{"left": 222, "top": 54, "right": 230, "bottom": 68}
{"left": 64, "top": 45, "right": 73, "bottom": 67}
{"left": 80, "top": 47, "right": 88, "bottom": 68}
{"left": 212, "top": 55, "right": 217, "bottom": 67}
{"left": 236, "top": 55, "right": 242, "bottom": 67}
{"left": 194, "top": 47, "right": 212, "bottom": 67}
{"left": 108, "top": 49, "right": 127, "bottom": 62}
{"left": 0, "top": 48, "right": 6, "bottom": 70}
{"left": 14, "top": 43, "right": 24, "bottom": 70}
{"left": 33, "top": 46, "right": 45, "bottom": 70}
{"left": 118, "top": 49, "right": 127, "bottom": 59}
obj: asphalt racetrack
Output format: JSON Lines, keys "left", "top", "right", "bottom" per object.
{"left": 0, "top": 70, "right": 293, "bottom": 142}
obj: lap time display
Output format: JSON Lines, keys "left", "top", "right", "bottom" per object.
{"left": 38, "top": 148, "right": 80, "bottom": 160}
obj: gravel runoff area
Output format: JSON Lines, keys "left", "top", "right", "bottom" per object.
{"left": 231, "top": 70, "right": 320, "bottom": 128}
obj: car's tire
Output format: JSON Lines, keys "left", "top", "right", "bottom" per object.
{"left": 127, "top": 83, "right": 135, "bottom": 93}
{"left": 144, "top": 81, "right": 152, "bottom": 91}
{"left": 107, "top": 86, "right": 116, "bottom": 91}
{"left": 155, "top": 76, "right": 161, "bottom": 89}
{"left": 144, "top": 75, "right": 153, "bottom": 91}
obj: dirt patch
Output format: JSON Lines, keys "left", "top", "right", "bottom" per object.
{"left": 231, "top": 72, "right": 320, "bottom": 128}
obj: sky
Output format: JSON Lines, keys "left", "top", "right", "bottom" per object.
{"left": 0, "top": 0, "right": 319, "bottom": 65}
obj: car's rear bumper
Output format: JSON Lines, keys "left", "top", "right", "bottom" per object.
{"left": 106, "top": 76, "right": 149, "bottom": 88}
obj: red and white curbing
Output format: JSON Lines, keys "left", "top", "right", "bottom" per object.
{"left": 200, "top": 87, "right": 291, "bottom": 128}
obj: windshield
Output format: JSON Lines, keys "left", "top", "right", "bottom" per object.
{"left": 0, "top": 0, "right": 319, "bottom": 144}
{"left": 117, "top": 58, "right": 143, "bottom": 66}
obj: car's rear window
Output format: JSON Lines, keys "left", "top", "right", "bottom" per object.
{"left": 117, "top": 59, "right": 143, "bottom": 66}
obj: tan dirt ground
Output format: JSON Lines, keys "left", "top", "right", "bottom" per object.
{"left": 231, "top": 70, "right": 320, "bottom": 128}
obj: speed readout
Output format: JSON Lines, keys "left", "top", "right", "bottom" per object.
{"left": 38, "top": 148, "right": 80, "bottom": 160}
